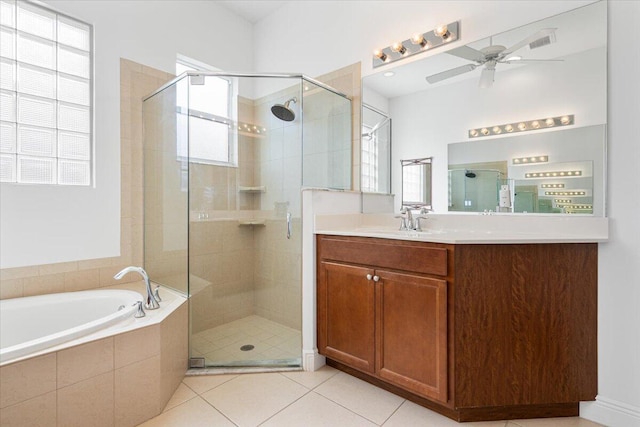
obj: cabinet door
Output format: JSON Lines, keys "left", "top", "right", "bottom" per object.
{"left": 318, "top": 261, "right": 375, "bottom": 373}
{"left": 375, "top": 269, "right": 448, "bottom": 402}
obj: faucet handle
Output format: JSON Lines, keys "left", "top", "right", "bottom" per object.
{"left": 153, "top": 286, "right": 162, "bottom": 302}
{"left": 414, "top": 216, "right": 429, "bottom": 232}
{"left": 394, "top": 215, "right": 408, "bottom": 230}
{"left": 133, "top": 301, "right": 146, "bottom": 318}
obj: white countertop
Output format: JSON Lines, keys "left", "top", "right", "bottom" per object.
{"left": 314, "top": 213, "right": 609, "bottom": 244}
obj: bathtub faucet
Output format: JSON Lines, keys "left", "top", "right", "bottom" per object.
{"left": 113, "top": 266, "right": 160, "bottom": 310}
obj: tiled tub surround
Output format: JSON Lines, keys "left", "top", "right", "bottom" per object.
{"left": 0, "top": 281, "right": 188, "bottom": 427}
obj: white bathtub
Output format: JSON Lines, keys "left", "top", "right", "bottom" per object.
{"left": 0, "top": 289, "right": 143, "bottom": 364}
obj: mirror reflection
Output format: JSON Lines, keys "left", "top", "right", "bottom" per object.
{"left": 401, "top": 157, "right": 432, "bottom": 209}
{"left": 448, "top": 124, "right": 604, "bottom": 215}
{"left": 361, "top": 1, "right": 607, "bottom": 216}
{"left": 361, "top": 104, "right": 391, "bottom": 194}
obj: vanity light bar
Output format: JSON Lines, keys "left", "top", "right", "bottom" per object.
{"left": 565, "top": 204, "right": 593, "bottom": 210}
{"left": 525, "top": 170, "right": 582, "bottom": 178}
{"left": 554, "top": 199, "right": 572, "bottom": 204}
{"left": 545, "top": 191, "right": 586, "bottom": 196}
{"left": 512, "top": 156, "right": 548, "bottom": 165}
{"left": 541, "top": 183, "right": 565, "bottom": 188}
{"left": 469, "top": 114, "right": 574, "bottom": 138}
{"left": 373, "top": 21, "right": 460, "bottom": 68}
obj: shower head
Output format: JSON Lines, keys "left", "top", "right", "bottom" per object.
{"left": 465, "top": 170, "right": 477, "bottom": 178}
{"left": 271, "top": 97, "right": 297, "bottom": 122}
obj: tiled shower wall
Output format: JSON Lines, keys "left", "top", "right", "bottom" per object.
{"left": 0, "top": 59, "right": 172, "bottom": 299}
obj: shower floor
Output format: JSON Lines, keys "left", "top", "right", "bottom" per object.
{"left": 190, "top": 315, "right": 302, "bottom": 367}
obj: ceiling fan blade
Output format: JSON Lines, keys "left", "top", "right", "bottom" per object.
{"left": 479, "top": 67, "right": 495, "bottom": 88}
{"left": 504, "top": 58, "right": 564, "bottom": 64}
{"left": 501, "top": 28, "right": 557, "bottom": 56}
{"left": 426, "top": 64, "right": 477, "bottom": 84}
{"left": 446, "top": 45, "right": 487, "bottom": 62}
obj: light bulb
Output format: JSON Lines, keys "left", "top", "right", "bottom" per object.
{"left": 531, "top": 120, "right": 540, "bottom": 129}
{"left": 373, "top": 49, "right": 387, "bottom": 61}
{"left": 560, "top": 115, "right": 571, "bottom": 125}
{"left": 470, "top": 129, "right": 478, "bottom": 137}
{"left": 545, "top": 118, "right": 555, "bottom": 126}
{"left": 505, "top": 124, "right": 514, "bottom": 132}
{"left": 391, "top": 42, "right": 407, "bottom": 54}
{"left": 481, "top": 128, "right": 489, "bottom": 135}
{"left": 492, "top": 126, "right": 501, "bottom": 134}
{"left": 434, "top": 25, "right": 450, "bottom": 40}
{"left": 518, "top": 122, "right": 527, "bottom": 131}
{"left": 411, "top": 33, "right": 427, "bottom": 47}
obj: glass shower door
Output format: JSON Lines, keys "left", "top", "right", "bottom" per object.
{"left": 187, "top": 75, "right": 303, "bottom": 368}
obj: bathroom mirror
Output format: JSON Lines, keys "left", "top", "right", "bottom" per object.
{"left": 361, "top": 1, "right": 607, "bottom": 216}
{"left": 401, "top": 157, "right": 432, "bottom": 210}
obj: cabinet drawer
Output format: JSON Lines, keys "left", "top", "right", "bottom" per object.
{"left": 318, "top": 235, "right": 448, "bottom": 276}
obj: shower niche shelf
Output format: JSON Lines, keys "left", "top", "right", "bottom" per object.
{"left": 238, "top": 220, "right": 266, "bottom": 226}
{"left": 238, "top": 185, "right": 266, "bottom": 193}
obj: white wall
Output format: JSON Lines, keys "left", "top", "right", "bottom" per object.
{"left": 254, "top": 1, "right": 640, "bottom": 425}
{"left": 0, "top": 0, "right": 253, "bottom": 268}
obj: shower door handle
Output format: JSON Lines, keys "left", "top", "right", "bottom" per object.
{"left": 286, "top": 212, "right": 292, "bottom": 239}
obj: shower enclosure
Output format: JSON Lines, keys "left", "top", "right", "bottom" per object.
{"left": 142, "top": 72, "right": 351, "bottom": 368}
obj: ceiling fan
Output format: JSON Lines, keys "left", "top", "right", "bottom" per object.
{"left": 425, "top": 28, "right": 561, "bottom": 88}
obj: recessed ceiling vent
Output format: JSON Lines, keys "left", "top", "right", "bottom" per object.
{"left": 529, "top": 31, "right": 556, "bottom": 50}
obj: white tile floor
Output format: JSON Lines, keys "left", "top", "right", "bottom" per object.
{"left": 191, "top": 315, "right": 302, "bottom": 366}
{"left": 140, "top": 366, "right": 605, "bottom": 427}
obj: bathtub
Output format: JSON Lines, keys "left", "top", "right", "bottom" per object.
{"left": 0, "top": 289, "right": 143, "bottom": 364}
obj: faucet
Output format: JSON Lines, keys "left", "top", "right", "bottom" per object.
{"left": 396, "top": 207, "right": 430, "bottom": 231}
{"left": 114, "top": 266, "right": 160, "bottom": 310}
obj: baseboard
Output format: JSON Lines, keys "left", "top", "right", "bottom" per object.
{"left": 302, "top": 349, "right": 326, "bottom": 372}
{"left": 581, "top": 396, "right": 640, "bottom": 427}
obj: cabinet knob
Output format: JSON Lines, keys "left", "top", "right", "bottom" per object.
{"left": 366, "top": 274, "right": 373, "bottom": 281}
{"left": 373, "top": 275, "right": 380, "bottom": 282}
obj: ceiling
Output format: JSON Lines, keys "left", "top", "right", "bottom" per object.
{"left": 218, "top": 1, "right": 288, "bottom": 24}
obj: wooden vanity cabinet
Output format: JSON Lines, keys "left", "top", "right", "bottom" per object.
{"left": 316, "top": 234, "right": 598, "bottom": 422}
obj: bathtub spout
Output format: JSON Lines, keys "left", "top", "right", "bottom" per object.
{"left": 113, "top": 266, "right": 160, "bottom": 310}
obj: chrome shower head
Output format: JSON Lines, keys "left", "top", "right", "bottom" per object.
{"left": 271, "top": 97, "right": 297, "bottom": 122}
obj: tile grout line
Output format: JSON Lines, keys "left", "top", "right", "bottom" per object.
{"left": 313, "top": 386, "right": 398, "bottom": 426}
{"left": 379, "top": 398, "right": 407, "bottom": 426}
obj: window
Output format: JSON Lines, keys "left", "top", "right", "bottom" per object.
{"left": 361, "top": 124, "right": 379, "bottom": 193}
{"left": 0, "top": 0, "right": 93, "bottom": 185}
{"left": 175, "top": 57, "right": 237, "bottom": 167}
{"left": 361, "top": 105, "right": 390, "bottom": 193}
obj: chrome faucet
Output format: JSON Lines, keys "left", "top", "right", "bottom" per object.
{"left": 396, "top": 207, "right": 430, "bottom": 231}
{"left": 113, "top": 266, "right": 160, "bottom": 310}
